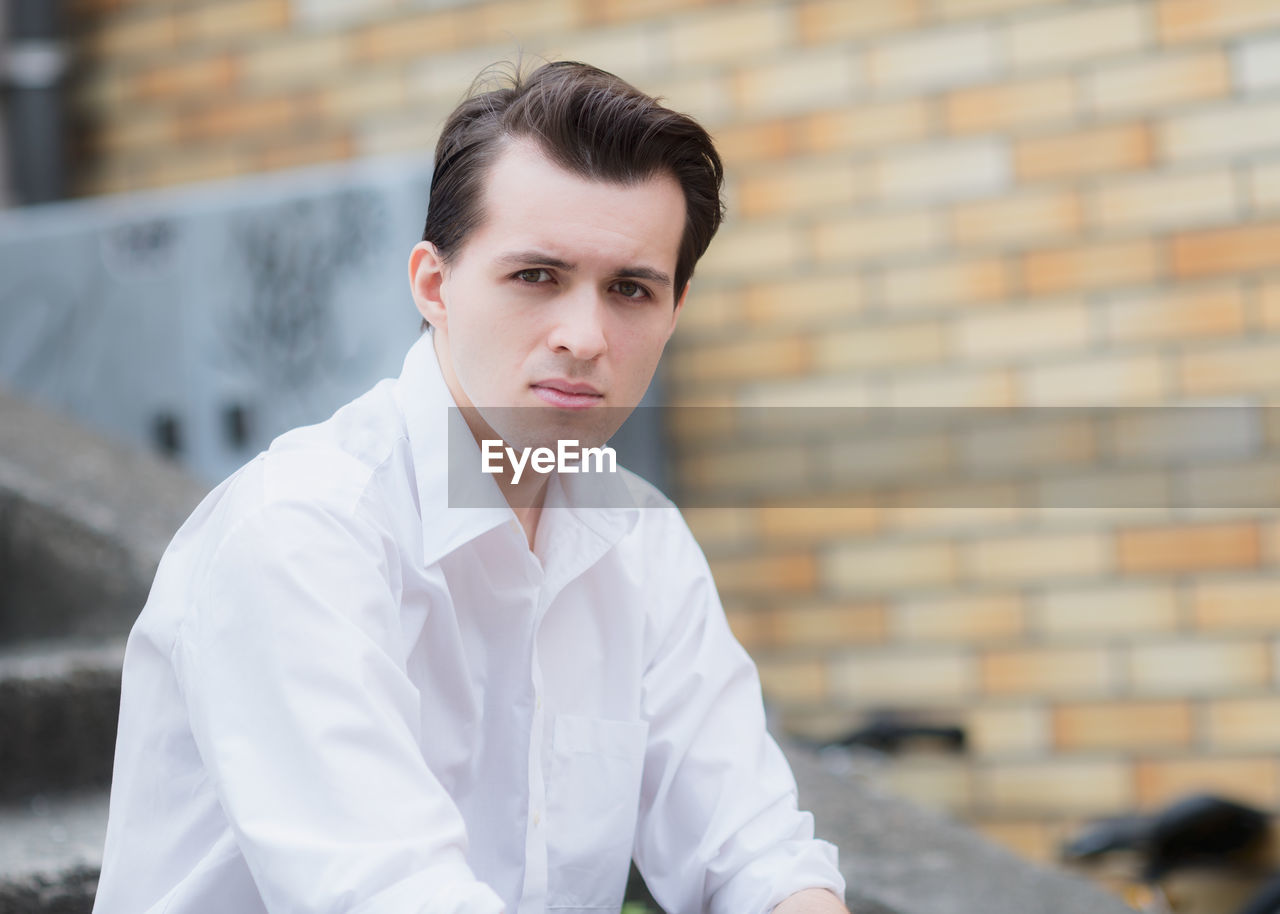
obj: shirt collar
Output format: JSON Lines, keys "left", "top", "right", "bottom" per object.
{"left": 391, "top": 332, "right": 639, "bottom": 569}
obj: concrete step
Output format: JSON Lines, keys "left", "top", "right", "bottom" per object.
{"left": 0, "top": 789, "right": 106, "bottom": 914}
{"left": 0, "top": 640, "right": 124, "bottom": 803}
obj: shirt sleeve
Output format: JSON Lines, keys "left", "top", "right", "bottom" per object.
{"left": 632, "top": 513, "right": 846, "bottom": 914}
{"left": 171, "top": 495, "right": 505, "bottom": 914}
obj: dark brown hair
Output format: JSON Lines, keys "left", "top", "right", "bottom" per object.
{"left": 420, "top": 60, "right": 724, "bottom": 327}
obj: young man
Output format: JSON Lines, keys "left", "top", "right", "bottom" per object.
{"left": 94, "top": 61, "right": 847, "bottom": 914}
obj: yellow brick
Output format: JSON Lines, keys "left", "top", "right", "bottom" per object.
{"left": 982, "top": 646, "right": 1118, "bottom": 696}
{"left": 979, "top": 759, "right": 1134, "bottom": 814}
{"left": 1035, "top": 473, "right": 1174, "bottom": 520}
{"left": 1263, "top": 278, "right": 1280, "bottom": 330}
{"left": 257, "top": 134, "right": 352, "bottom": 171}
{"left": 797, "top": 0, "right": 922, "bottom": 42}
{"left": 1137, "top": 757, "right": 1279, "bottom": 808}
{"left": 882, "top": 257, "right": 1010, "bottom": 313}
{"left": 869, "top": 26, "right": 1000, "bottom": 92}
{"left": 90, "top": 12, "right": 178, "bottom": 57}
{"left": 800, "top": 98, "right": 933, "bottom": 154}
{"left": 734, "top": 49, "right": 860, "bottom": 117}
{"left": 678, "top": 444, "right": 815, "bottom": 496}
{"left": 736, "top": 376, "right": 873, "bottom": 410}
{"left": 825, "top": 430, "right": 954, "bottom": 494}
{"left": 1022, "top": 238, "right": 1160, "bottom": 296}
{"left": 954, "top": 299, "right": 1091, "bottom": 360}
{"left": 1160, "top": 99, "right": 1280, "bottom": 163}
{"left": 875, "top": 139, "right": 1010, "bottom": 204}
{"left": 1016, "top": 123, "right": 1153, "bottom": 182}
{"left": 697, "top": 222, "right": 803, "bottom": 278}
{"left": 317, "top": 72, "right": 410, "bottom": 121}
{"left": 744, "top": 273, "right": 867, "bottom": 328}
{"left": 1102, "top": 283, "right": 1247, "bottom": 343}
{"left": 145, "top": 146, "right": 256, "bottom": 188}
{"left": 1009, "top": 2, "right": 1149, "bottom": 70}
{"left": 757, "top": 507, "right": 881, "bottom": 542}
{"left": 815, "top": 321, "right": 947, "bottom": 374}
{"left": 813, "top": 210, "right": 944, "bottom": 264}
{"left": 1118, "top": 522, "right": 1261, "bottom": 573}
{"left": 1181, "top": 461, "right": 1280, "bottom": 512}
{"left": 1129, "top": 639, "right": 1270, "bottom": 694}
{"left": 1254, "top": 160, "right": 1280, "bottom": 212}
{"left": 356, "top": 112, "right": 451, "bottom": 158}
{"left": 178, "top": 95, "right": 304, "bottom": 141}
{"left": 828, "top": 649, "right": 976, "bottom": 704}
{"left": 881, "top": 760, "right": 973, "bottom": 814}
{"left": 666, "top": 5, "right": 790, "bottom": 66}
{"left": 967, "top": 533, "right": 1110, "bottom": 583}
{"left": 637, "top": 72, "right": 733, "bottom": 128}
{"left": 240, "top": 35, "right": 349, "bottom": 89}
{"left": 738, "top": 158, "right": 865, "bottom": 217}
{"left": 1205, "top": 697, "right": 1280, "bottom": 750}
{"left": 823, "top": 540, "right": 958, "bottom": 594}
{"left": 708, "top": 553, "right": 816, "bottom": 597}
{"left": 131, "top": 55, "right": 237, "bottom": 101}
{"left": 1178, "top": 340, "right": 1280, "bottom": 395}
{"left": 1022, "top": 353, "right": 1166, "bottom": 406}
{"left": 1090, "top": 168, "right": 1240, "bottom": 233}
{"left": 352, "top": 11, "right": 470, "bottom": 62}
{"left": 934, "top": 0, "right": 1061, "bottom": 19}
{"left": 682, "top": 507, "right": 755, "bottom": 551}
{"left": 1194, "top": 579, "right": 1280, "bottom": 629}
{"left": 471, "top": 0, "right": 581, "bottom": 42}
{"left": 1089, "top": 50, "right": 1231, "bottom": 117}
{"left": 1055, "top": 702, "right": 1193, "bottom": 752}
{"left": 177, "top": 0, "right": 289, "bottom": 43}
{"left": 887, "top": 368, "right": 1016, "bottom": 407}
{"left": 757, "top": 657, "right": 826, "bottom": 704}
{"left": 961, "top": 416, "right": 1097, "bottom": 481}
{"left": 758, "top": 601, "right": 888, "bottom": 648}
{"left": 668, "top": 334, "right": 810, "bottom": 385}
{"left": 98, "top": 112, "right": 178, "bottom": 154}
{"left": 1157, "top": 0, "right": 1280, "bottom": 43}
{"left": 1172, "top": 222, "right": 1280, "bottom": 279}
{"left": 966, "top": 705, "right": 1050, "bottom": 756}
{"left": 950, "top": 189, "right": 1082, "bottom": 249}
{"left": 886, "top": 482, "right": 1026, "bottom": 532}
{"left": 1036, "top": 584, "right": 1180, "bottom": 638}
{"left": 944, "top": 76, "right": 1077, "bottom": 134}
{"left": 548, "top": 28, "right": 660, "bottom": 85}
{"left": 891, "top": 592, "right": 1024, "bottom": 643}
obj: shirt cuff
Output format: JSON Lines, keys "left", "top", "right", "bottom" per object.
{"left": 710, "top": 837, "right": 845, "bottom": 914}
{"left": 349, "top": 856, "right": 506, "bottom": 914}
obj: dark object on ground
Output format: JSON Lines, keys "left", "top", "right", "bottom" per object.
{"left": 1061, "top": 813, "right": 1154, "bottom": 861}
{"left": 814, "top": 712, "right": 966, "bottom": 755}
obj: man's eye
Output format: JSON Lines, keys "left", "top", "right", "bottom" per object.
{"left": 515, "top": 268, "right": 551, "bottom": 283}
{"left": 614, "top": 280, "right": 649, "bottom": 300}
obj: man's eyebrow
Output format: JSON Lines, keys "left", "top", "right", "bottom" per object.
{"left": 495, "top": 250, "right": 672, "bottom": 287}
{"left": 615, "top": 265, "right": 672, "bottom": 287}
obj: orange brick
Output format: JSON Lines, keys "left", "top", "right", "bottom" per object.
{"left": 471, "top": 0, "right": 582, "bottom": 41}
{"left": 881, "top": 257, "right": 1010, "bottom": 313}
{"left": 666, "top": 5, "right": 790, "bottom": 66}
{"left": 1204, "top": 697, "right": 1280, "bottom": 750}
{"left": 891, "top": 592, "right": 1024, "bottom": 643}
{"left": 131, "top": 54, "right": 237, "bottom": 100}
{"left": 733, "top": 48, "right": 860, "bottom": 117}
{"left": 1137, "top": 757, "right": 1279, "bottom": 808}
{"left": 713, "top": 120, "right": 799, "bottom": 165}
{"left": 887, "top": 368, "right": 1016, "bottom": 407}
{"left": 178, "top": 95, "right": 303, "bottom": 141}
{"left": 982, "top": 646, "right": 1118, "bottom": 697}
{"left": 828, "top": 648, "right": 976, "bottom": 704}
{"left": 757, "top": 506, "right": 881, "bottom": 541}
{"left": 1128, "top": 639, "right": 1270, "bottom": 694}
{"left": 757, "top": 657, "right": 826, "bottom": 704}
{"left": 1010, "top": 3, "right": 1148, "bottom": 70}
{"left": 744, "top": 272, "right": 867, "bottom": 328}
{"left": 98, "top": 112, "right": 177, "bottom": 154}
{"left": 1089, "top": 50, "right": 1231, "bottom": 116}
{"left": 979, "top": 759, "right": 1134, "bottom": 814}
{"left": 1089, "top": 168, "right": 1240, "bottom": 233}
{"left": 1016, "top": 123, "right": 1153, "bottom": 182}
{"left": 667, "top": 334, "right": 809, "bottom": 385}
{"left": 1055, "top": 702, "right": 1193, "bottom": 751}
{"left": 757, "top": 601, "right": 888, "bottom": 648}
{"left": 1160, "top": 99, "right": 1280, "bottom": 163}
{"left": 738, "top": 158, "right": 865, "bottom": 217}
{"left": 1157, "top": 0, "right": 1280, "bottom": 43}
{"left": 257, "top": 134, "right": 352, "bottom": 171}
{"left": 176, "top": 0, "right": 289, "bottom": 43}
{"left": 798, "top": 0, "right": 922, "bottom": 41}
{"left": 967, "top": 533, "right": 1109, "bottom": 584}
{"left": 886, "top": 482, "right": 1026, "bottom": 532}
{"left": 352, "top": 11, "right": 469, "bottom": 61}
{"left": 954, "top": 299, "right": 1091, "bottom": 360}
{"left": 800, "top": 98, "right": 933, "bottom": 154}
{"left": 950, "top": 189, "right": 1082, "bottom": 249}
{"left": 813, "top": 210, "right": 944, "bottom": 264}
{"left": 682, "top": 507, "right": 755, "bottom": 550}
{"left": 1022, "top": 352, "right": 1166, "bottom": 405}
{"left": 709, "top": 553, "right": 816, "bottom": 597}
{"left": 945, "top": 76, "right": 1077, "bottom": 134}
{"left": 1172, "top": 222, "right": 1280, "bottom": 279}
{"left": 240, "top": 35, "right": 349, "bottom": 89}
{"left": 1118, "top": 522, "right": 1261, "bottom": 573}
{"left": 586, "top": 0, "right": 712, "bottom": 25}
{"left": 1022, "top": 238, "right": 1160, "bottom": 296}
{"left": 1036, "top": 584, "right": 1180, "bottom": 638}
{"left": 823, "top": 540, "right": 958, "bottom": 594}
{"left": 146, "top": 146, "right": 255, "bottom": 188}
{"left": 966, "top": 705, "right": 1050, "bottom": 756}
{"left": 1263, "top": 277, "right": 1280, "bottom": 329}
{"left": 1178, "top": 340, "right": 1280, "bottom": 395}
{"left": 869, "top": 25, "right": 1000, "bottom": 92}
{"left": 1194, "top": 579, "right": 1280, "bottom": 629}
{"left": 1102, "top": 283, "right": 1247, "bottom": 343}
{"left": 88, "top": 12, "right": 177, "bottom": 57}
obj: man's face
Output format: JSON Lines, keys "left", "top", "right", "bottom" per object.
{"left": 410, "top": 138, "right": 687, "bottom": 451}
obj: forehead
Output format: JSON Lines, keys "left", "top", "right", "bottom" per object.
{"left": 462, "top": 138, "right": 686, "bottom": 270}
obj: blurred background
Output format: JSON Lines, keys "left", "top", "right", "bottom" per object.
{"left": 3, "top": 0, "right": 1280, "bottom": 908}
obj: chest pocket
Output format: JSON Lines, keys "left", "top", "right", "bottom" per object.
{"left": 546, "top": 714, "right": 649, "bottom": 911}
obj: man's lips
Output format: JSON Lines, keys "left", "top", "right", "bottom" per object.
{"left": 531, "top": 380, "right": 604, "bottom": 409}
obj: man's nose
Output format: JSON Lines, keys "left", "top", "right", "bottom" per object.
{"left": 546, "top": 286, "right": 608, "bottom": 360}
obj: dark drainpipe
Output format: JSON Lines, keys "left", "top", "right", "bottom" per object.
{"left": 2, "top": 0, "right": 70, "bottom": 205}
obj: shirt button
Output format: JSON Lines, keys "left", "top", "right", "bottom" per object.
{"left": 533, "top": 811, "right": 541, "bottom": 827}
{"left": 536, "top": 696, "right": 542, "bottom": 710}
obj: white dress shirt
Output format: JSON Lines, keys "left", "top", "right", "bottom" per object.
{"left": 93, "top": 332, "right": 844, "bottom": 914}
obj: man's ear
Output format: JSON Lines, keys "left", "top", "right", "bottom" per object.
{"left": 408, "top": 241, "right": 448, "bottom": 328}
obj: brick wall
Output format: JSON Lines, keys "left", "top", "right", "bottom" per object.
{"left": 66, "top": 0, "right": 1280, "bottom": 872}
